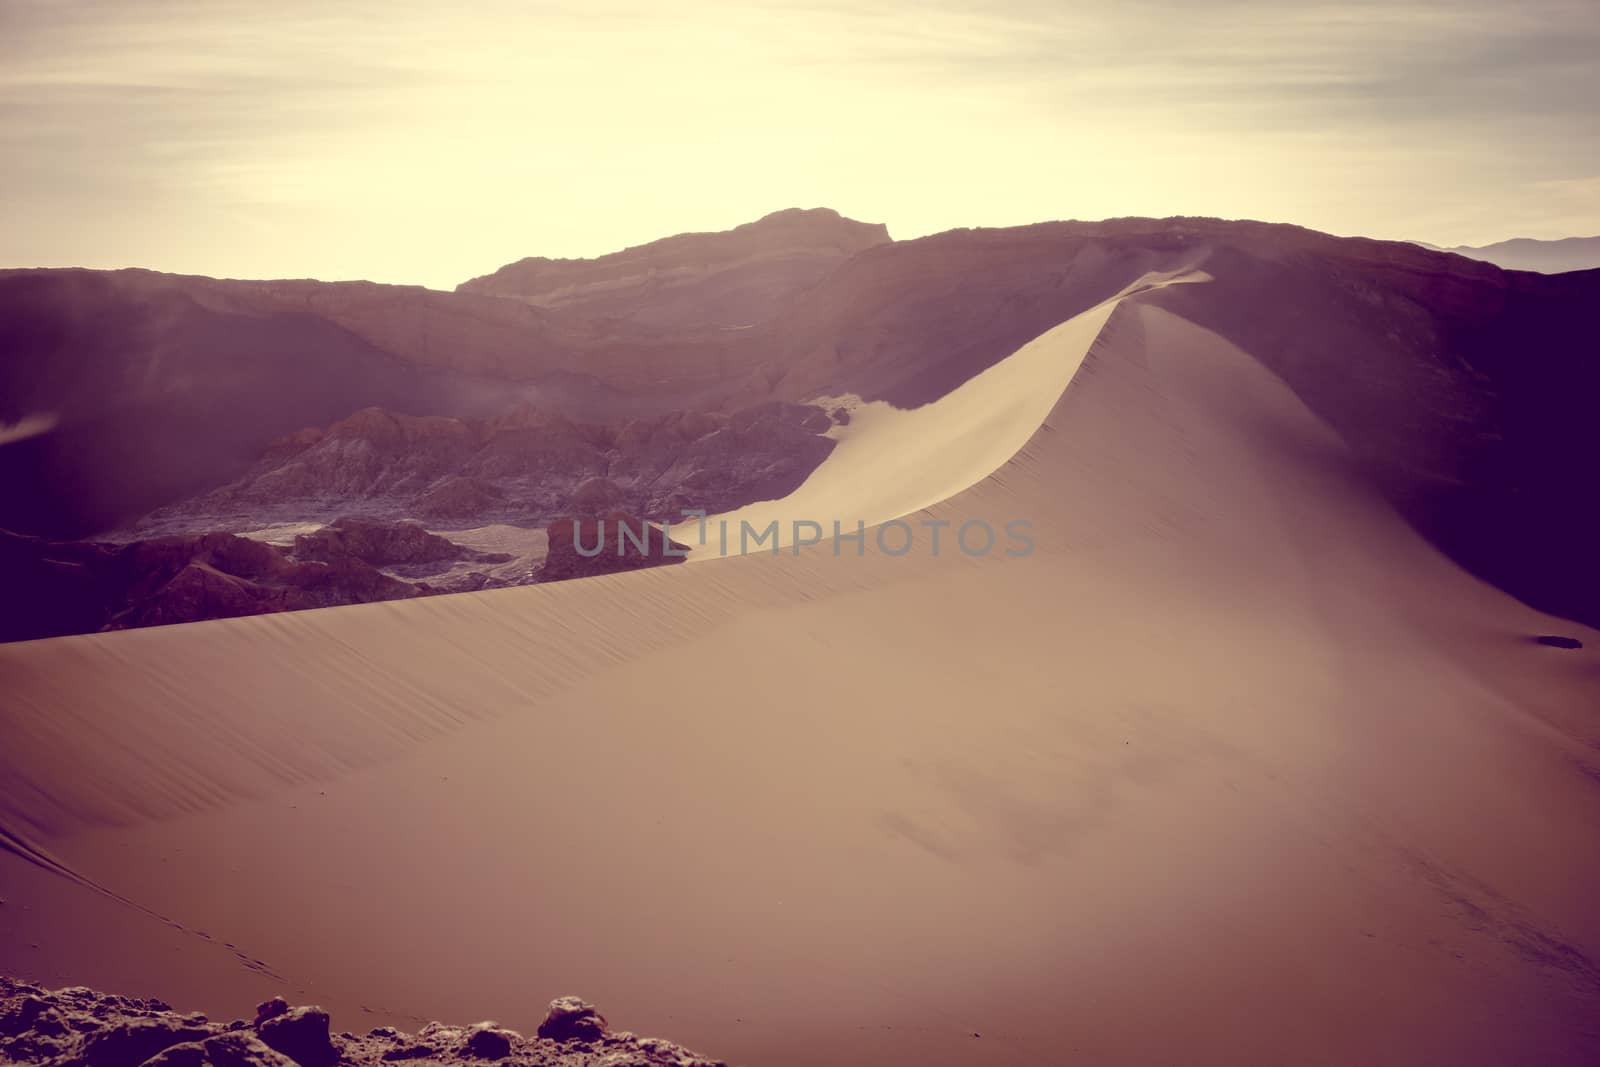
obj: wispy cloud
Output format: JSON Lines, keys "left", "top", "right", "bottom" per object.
{"left": 1, "top": 0, "right": 1595, "bottom": 285}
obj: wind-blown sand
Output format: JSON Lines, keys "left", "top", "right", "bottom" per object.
{"left": 3, "top": 283, "right": 1599, "bottom": 1065}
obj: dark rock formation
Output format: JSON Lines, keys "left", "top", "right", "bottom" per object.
{"left": 133, "top": 402, "right": 836, "bottom": 538}
{"left": 0, "top": 977, "right": 726, "bottom": 1067}
{"left": 539, "top": 512, "right": 689, "bottom": 583}
{"left": 0, "top": 519, "right": 508, "bottom": 642}
{"left": 461, "top": 1025, "right": 512, "bottom": 1060}
{"left": 409, "top": 476, "right": 504, "bottom": 519}
{"left": 292, "top": 517, "right": 464, "bottom": 567}
{"left": 80, "top": 1017, "right": 212, "bottom": 1067}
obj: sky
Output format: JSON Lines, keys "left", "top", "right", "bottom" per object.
{"left": 2, "top": 0, "right": 1596, "bottom": 289}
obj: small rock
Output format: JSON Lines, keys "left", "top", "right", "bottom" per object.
{"left": 592, "top": 1053, "right": 652, "bottom": 1067}
{"left": 1534, "top": 634, "right": 1583, "bottom": 649}
{"left": 203, "top": 1031, "right": 300, "bottom": 1067}
{"left": 627, "top": 1034, "right": 723, "bottom": 1064}
{"left": 463, "top": 1025, "right": 513, "bottom": 1059}
{"left": 135, "top": 1041, "right": 208, "bottom": 1067}
{"left": 257, "top": 1006, "right": 336, "bottom": 1067}
{"left": 537, "top": 996, "right": 608, "bottom": 1043}
{"left": 253, "top": 999, "right": 288, "bottom": 1026}
{"left": 379, "top": 1044, "right": 436, "bottom": 1061}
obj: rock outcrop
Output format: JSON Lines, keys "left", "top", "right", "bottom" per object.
{"left": 291, "top": 517, "right": 471, "bottom": 568}
{"left": 539, "top": 512, "right": 689, "bottom": 583}
{"left": 132, "top": 402, "right": 837, "bottom": 537}
{"left": 0, "top": 518, "right": 507, "bottom": 642}
{"left": 0, "top": 976, "right": 726, "bottom": 1067}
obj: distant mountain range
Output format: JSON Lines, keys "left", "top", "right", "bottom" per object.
{"left": 1415, "top": 235, "right": 1600, "bottom": 273}
{"left": 5, "top": 212, "right": 1600, "bottom": 636}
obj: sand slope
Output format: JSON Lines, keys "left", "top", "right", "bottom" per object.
{"left": 3, "top": 285, "right": 1599, "bottom": 1065}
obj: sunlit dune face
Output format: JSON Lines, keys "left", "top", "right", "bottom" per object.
{"left": 1, "top": 0, "right": 1596, "bottom": 286}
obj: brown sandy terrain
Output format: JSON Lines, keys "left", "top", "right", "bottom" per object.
{"left": 3, "top": 267, "right": 1598, "bottom": 1065}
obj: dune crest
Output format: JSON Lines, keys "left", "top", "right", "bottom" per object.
{"left": 687, "top": 269, "right": 1210, "bottom": 557}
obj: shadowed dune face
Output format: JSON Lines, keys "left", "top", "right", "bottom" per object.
{"left": 3, "top": 275, "right": 1600, "bottom": 1065}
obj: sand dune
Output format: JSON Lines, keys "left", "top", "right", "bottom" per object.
{"left": 3, "top": 282, "right": 1600, "bottom": 1065}
{"left": 689, "top": 270, "right": 1208, "bottom": 557}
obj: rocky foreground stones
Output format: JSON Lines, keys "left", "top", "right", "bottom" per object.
{"left": 0, "top": 977, "right": 726, "bottom": 1067}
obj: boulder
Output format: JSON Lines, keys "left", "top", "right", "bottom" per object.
{"left": 256, "top": 1007, "right": 335, "bottom": 1067}
{"left": 462, "top": 1025, "right": 513, "bottom": 1060}
{"left": 536, "top": 996, "right": 608, "bottom": 1043}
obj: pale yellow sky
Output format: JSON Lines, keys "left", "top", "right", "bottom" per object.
{"left": 2, "top": 0, "right": 1596, "bottom": 289}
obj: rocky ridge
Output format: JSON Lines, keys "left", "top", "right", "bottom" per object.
{"left": 456, "top": 208, "right": 891, "bottom": 327}
{"left": 0, "top": 519, "right": 514, "bottom": 642}
{"left": 128, "top": 402, "right": 838, "bottom": 538}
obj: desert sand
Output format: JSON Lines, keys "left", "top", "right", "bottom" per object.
{"left": 3, "top": 277, "right": 1599, "bottom": 1066}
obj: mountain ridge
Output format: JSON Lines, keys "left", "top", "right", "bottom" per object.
{"left": 4, "top": 213, "right": 1600, "bottom": 628}
{"left": 455, "top": 206, "right": 892, "bottom": 327}
{"left": 1413, "top": 234, "right": 1600, "bottom": 273}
